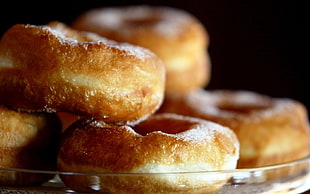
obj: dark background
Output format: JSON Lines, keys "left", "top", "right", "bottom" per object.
{"left": 1, "top": 1, "right": 308, "bottom": 111}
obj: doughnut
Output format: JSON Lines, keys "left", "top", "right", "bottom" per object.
{"left": 72, "top": 5, "right": 211, "bottom": 94}
{"left": 157, "top": 89, "right": 310, "bottom": 168}
{"left": 0, "top": 105, "right": 61, "bottom": 186}
{"left": 57, "top": 113, "right": 239, "bottom": 194}
{"left": 0, "top": 21, "right": 166, "bottom": 125}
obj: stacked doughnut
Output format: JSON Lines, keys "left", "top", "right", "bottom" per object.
{"left": 61, "top": 7, "right": 239, "bottom": 193}
{"left": 0, "top": 21, "right": 165, "bottom": 125}
{"left": 71, "top": 4, "right": 310, "bottom": 170}
{"left": 0, "top": 23, "right": 69, "bottom": 186}
{"left": 72, "top": 5, "right": 211, "bottom": 95}
{"left": 0, "top": 7, "right": 241, "bottom": 194}
{"left": 60, "top": 5, "right": 212, "bottom": 130}
{"left": 0, "top": 20, "right": 165, "bottom": 186}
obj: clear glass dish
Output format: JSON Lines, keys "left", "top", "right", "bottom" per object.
{"left": 1, "top": 156, "right": 310, "bottom": 194}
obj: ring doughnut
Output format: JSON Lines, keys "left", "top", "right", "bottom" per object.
{"left": 57, "top": 113, "right": 239, "bottom": 193}
{"left": 72, "top": 5, "right": 211, "bottom": 94}
{"left": 0, "top": 21, "right": 166, "bottom": 125}
{"left": 157, "top": 89, "right": 310, "bottom": 168}
{"left": 0, "top": 105, "right": 61, "bottom": 185}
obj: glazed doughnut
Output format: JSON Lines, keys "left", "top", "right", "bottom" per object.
{"left": 157, "top": 90, "right": 310, "bottom": 168}
{"left": 0, "top": 21, "right": 166, "bottom": 125}
{"left": 72, "top": 5, "right": 211, "bottom": 94}
{"left": 0, "top": 105, "right": 61, "bottom": 186}
{"left": 57, "top": 113, "right": 239, "bottom": 194}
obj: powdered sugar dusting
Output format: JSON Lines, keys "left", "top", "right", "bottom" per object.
{"left": 106, "top": 42, "right": 152, "bottom": 60}
{"left": 186, "top": 89, "right": 273, "bottom": 119}
{"left": 0, "top": 57, "right": 13, "bottom": 68}
{"left": 149, "top": 113, "right": 237, "bottom": 146}
{"left": 153, "top": 8, "right": 191, "bottom": 38}
{"left": 178, "top": 119, "right": 236, "bottom": 144}
{"left": 177, "top": 125, "right": 214, "bottom": 142}
{"left": 258, "top": 98, "right": 299, "bottom": 119}
{"left": 151, "top": 113, "right": 240, "bottom": 152}
{"left": 43, "top": 25, "right": 79, "bottom": 45}
{"left": 82, "top": 6, "right": 193, "bottom": 39}
{"left": 40, "top": 22, "right": 151, "bottom": 60}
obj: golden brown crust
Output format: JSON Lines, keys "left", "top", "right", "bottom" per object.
{"left": 157, "top": 90, "right": 310, "bottom": 168}
{"left": 0, "top": 105, "right": 61, "bottom": 185}
{"left": 57, "top": 113, "right": 239, "bottom": 193}
{"left": 72, "top": 5, "right": 210, "bottom": 94}
{"left": 0, "top": 21, "right": 166, "bottom": 125}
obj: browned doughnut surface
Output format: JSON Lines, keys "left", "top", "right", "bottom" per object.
{"left": 57, "top": 113, "right": 239, "bottom": 193}
{"left": 158, "top": 90, "right": 310, "bottom": 168}
{"left": 0, "top": 21, "right": 166, "bottom": 125}
{"left": 0, "top": 105, "right": 61, "bottom": 186}
{"left": 72, "top": 5, "right": 210, "bottom": 94}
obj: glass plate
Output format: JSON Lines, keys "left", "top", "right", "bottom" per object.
{"left": 1, "top": 156, "right": 310, "bottom": 194}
